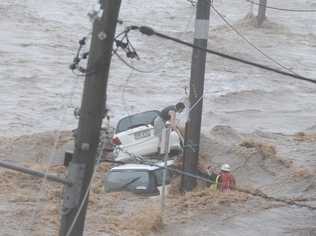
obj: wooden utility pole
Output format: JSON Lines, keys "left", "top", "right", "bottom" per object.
{"left": 181, "top": 0, "right": 210, "bottom": 192}
{"left": 257, "top": 0, "right": 267, "bottom": 27}
{"left": 59, "top": 1, "right": 121, "bottom": 235}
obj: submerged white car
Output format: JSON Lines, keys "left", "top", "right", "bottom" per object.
{"left": 104, "top": 160, "right": 175, "bottom": 196}
{"left": 111, "top": 110, "right": 183, "bottom": 161}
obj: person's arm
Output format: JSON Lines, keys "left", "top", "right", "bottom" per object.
{"left": 217, "top": 175, "right": 222, "bottom": 190}
{"left": 168, "top": 110, "right": 177, "bottom": 129}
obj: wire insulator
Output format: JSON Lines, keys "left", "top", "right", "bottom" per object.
{"left": 115, "top": 40, "right": 128, "bottom": 49}
{"left": 69, "top": 63, "right": 77, "bottom": 70}
{"left": 126, "top": 51, "right": 138, "bottom": 59}
{"left": 78, "top": 67, "right": 87, "bottom": 73}
{"left": 79, "top": 37, "right": 86, "bottom": 46}
{"left": 73, "top": 57, "right": 80, "bottom": 64}
{"left": 82, "top": 52, "right": 89, "bottom": 59}
{"left": 128, "top": 25, "right": 139, "bottom": 30}
{"left": 139, "top": 26, "right": 155, "bottom": 36}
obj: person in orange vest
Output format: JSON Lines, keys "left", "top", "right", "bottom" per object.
{"left": 217, "top": 164, "right": 236, "bottom": 192}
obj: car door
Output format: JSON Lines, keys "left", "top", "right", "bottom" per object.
{"left": 152, "top": 167, "right": 172, "bottom": 195}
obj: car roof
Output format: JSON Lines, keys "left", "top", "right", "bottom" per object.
{"left": 111, "top": 160, "right": 175, "bottom": 171}
{"left": 115, "top": 110, "right": 160, "bottom": 133}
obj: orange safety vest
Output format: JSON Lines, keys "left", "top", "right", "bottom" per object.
{"left": 217, "top": 172, "right": 236, "bottom": 192}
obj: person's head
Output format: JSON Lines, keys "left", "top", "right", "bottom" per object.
{"left": 220, "top": 164, "right": 231, "bottom": 172}
{"left": 207, "top": 165, "right": 214, "bottom": 175}
{"left": 175, "top": 102, "right": 185, "bottom": 113}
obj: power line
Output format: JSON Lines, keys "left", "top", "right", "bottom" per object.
{"left": 246, "top": 0, "right": 316, "bottom": 12}
{"left": 113, "top": 27, "right": 165, "bottom": 73}
{"left": 114, "top": 7, "right": 196, "bottom": 74}
{"left": 115, "top": 11, "right": 196, "bottom": 115}
{"left": 210, "top": 5, "right": 298, "bottom": 76}
{"left": 128, "top": 25, "right": 316, "bottom": 85}
{"left": 114, "top": 51, "right": 160, "bottom": 73}
{"left": 120, "top": 69, "right": 134, "bottom": 117}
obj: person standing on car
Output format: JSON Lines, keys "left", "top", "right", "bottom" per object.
{"left": 154, "top": 102, "right": 185, "bottom": 154}
{"left": 160, "top": 102, "right": 185, "bottom": 129}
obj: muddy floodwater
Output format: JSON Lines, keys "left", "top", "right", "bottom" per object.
{"left": 0, "top": 127, "right": 315, "bottom": 235}
{"left": 1, "top": 0, "right": 316, "bottom": 136}
{"left": 0, "top": 0, "right": 316, "bottom": 235}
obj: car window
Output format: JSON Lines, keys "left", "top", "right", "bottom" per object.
{"left": 115, "top": 110, "right": 160, "bottom": 133}
{"left": 153, "top": 168, "right": 171, "bottom": 186}
{"left": 105, "top": 170, "right": 150, "bottom": 192}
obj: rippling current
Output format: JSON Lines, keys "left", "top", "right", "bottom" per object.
{"left": 1, "top": 0, "right": 316, "bottom": 136}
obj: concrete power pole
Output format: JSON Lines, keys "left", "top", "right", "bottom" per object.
{"left": 257, "top": 0, "right": 267, "bottom": 27}
{"left": 59, "top": 1, "right": 121, "bottom": 236}
{"left": 181, "top": 0, "right": 210, "bottom": 191}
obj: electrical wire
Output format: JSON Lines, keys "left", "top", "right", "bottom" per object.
{"left": 245, "top": 0, "right": 316, "bottom": 12}
{"left": 120, "top": 69, "right": 134, "bottom": 117}
{"left": 115, "top": 12, "right": 198, "bottom": 135}
{"left": 116, "top": 9, "right": 196, "bottom": 115}
{"left": 210, "top": 4, "right": 298, "bottom": 76}
{"left": 113, "top": 28, "right": 163, "bottom": 74}
{"left": 114, "top": 8, "right": 195, "bottom": 74}
{"left": 128, "top": 25, "right": 316, "bottom": 85}
{"left": 114, "top": 51, "right": 158, "bottom": 73}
